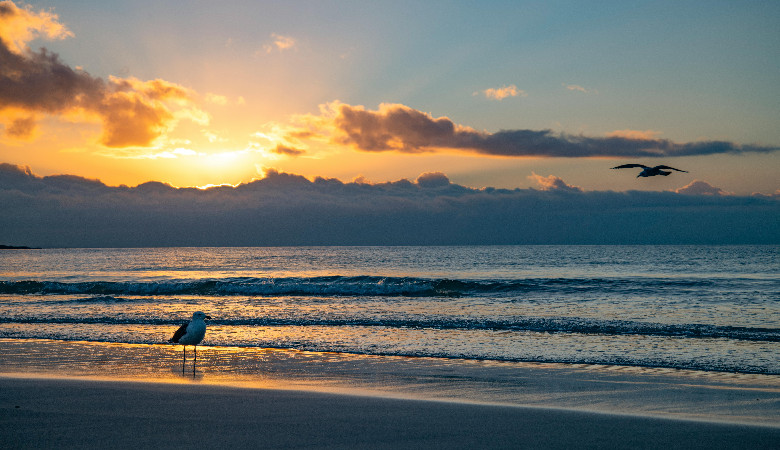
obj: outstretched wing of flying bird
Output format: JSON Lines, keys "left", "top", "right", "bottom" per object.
{"left": 611, "top": 164, "right": 649, "bottom": 169}
{"left": 653, "top": 165, "right": 688, "bottom": 172}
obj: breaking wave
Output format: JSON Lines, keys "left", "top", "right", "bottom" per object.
{"left": 1, "top": 313, "right": 777, "bottom": 343}
{"left": 0, "top": 275, "right": 749, "bottom": 298}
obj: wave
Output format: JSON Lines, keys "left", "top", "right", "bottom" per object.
{"left": 2, "top": 314, "right": 777, "bottom": 343}
{"left": 0, "top": 275, "right": 752, "bottom": 298}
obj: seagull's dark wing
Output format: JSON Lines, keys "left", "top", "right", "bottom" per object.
{"left": 653, "top": 165, "right": 687, "bottom": 172}
{"left": 170, "top": 322, "right": 189, "bottom": 343}
{"left": 611, "top": 164, "right": 649, "bottom": 169}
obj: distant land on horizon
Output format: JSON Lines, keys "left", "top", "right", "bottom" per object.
{"left": 0, "top": 244, "right": 41, "bottom": 249}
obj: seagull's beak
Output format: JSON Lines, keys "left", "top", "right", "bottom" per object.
{"left": 205, "top": 315, "right": 212, "bottom": 320}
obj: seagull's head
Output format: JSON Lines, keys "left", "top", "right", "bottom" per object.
{"left": 192, "top": 311, "right": 211, "bottom": 321}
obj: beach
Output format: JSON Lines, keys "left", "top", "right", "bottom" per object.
{"left": 2, "top": 246, "right": 778, "bottom": 447}
{"left": 2, "top": 0, "right": 778, "bottom": 443}
{"left": 3, "top": 376, "right": 779, "bottom": 450}
{"left": 2, "top": 339, "right": 779, "bottom": 449}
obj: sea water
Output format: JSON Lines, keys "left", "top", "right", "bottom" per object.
{"left": 1, "top": 245, "right": 778, "bottom": 374}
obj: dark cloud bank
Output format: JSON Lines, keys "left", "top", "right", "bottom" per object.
{"left": 1, "top": 164, "right": 777, "bottom": 247}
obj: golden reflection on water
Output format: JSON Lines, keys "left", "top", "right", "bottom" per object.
{"left": 4, "top": 321, "right": 779, "bottom": 378}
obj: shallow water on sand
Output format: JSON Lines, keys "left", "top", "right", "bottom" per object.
{"left": 1, "top": 339, "right": 779, "bottom": 426}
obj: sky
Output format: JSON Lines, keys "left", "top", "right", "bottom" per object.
{"left": 1, "top": 0, "right": 779, "bottom": 246}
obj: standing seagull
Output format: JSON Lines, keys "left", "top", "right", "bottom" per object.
{"left": 611, "top": 164, "right": 688, "bottom": 177}
{"left": 170, "top": 311, "right": 211, "bottom": 372}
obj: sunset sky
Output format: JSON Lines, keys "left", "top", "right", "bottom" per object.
{"left": 2, "top": 0, "right": 778, "bottom": 196}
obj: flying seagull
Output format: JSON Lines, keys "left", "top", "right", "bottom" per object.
{"left": 611, "top": 164, "right": 688, "bottom": 177}
{"left": 170, "top": 311, "right": 211, "bottom": 372}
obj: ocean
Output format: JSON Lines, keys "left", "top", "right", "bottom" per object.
{"left": 1, "top": 245, "right": 778, "bottom": 375}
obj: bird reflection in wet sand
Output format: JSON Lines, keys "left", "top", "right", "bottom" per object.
{"left": 170, "top": 311, "right": 211, "bottom": 374}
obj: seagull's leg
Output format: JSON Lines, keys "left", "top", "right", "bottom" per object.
{"left": 182, "top": 346, "right": 186, "bottom": 373}
{"left": 193, "top": 345, "right": 197, "bottom": 375}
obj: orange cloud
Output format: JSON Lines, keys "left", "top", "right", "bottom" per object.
{"left": 0, "top": 0, "right": 72, "bottom": 54}
{"left": 288, "top": 101, "right": 474, "bottom": 153}
{"left": 5, "top": 115, "right": 36, "bottom": 138}
{"left": 0, "top": 1, "right": 206, "bottom": 148}
{"left": 528, "top": 172, "right": 582, "bottom": 192}
{"left": 99, "top": 76, "right": 206, "bottom": 147}
{"left": 109, "top": 76, "right": 192, "bottom": 102}
{"left": 272, "top": 144, "right": 305, "bottom": 156}
{"left": 333, "top": 102, "right": 465, "bottom": 152}
{"left": 478, "top": 84, "right": 526, "bottom": 100}
{"left": 606, "top": 129, "right": 662, "bottom": 140}
{"left": 261, "top": 33, "right": 296, "bottom": 54}
{"left": 284, "top": 101, "right": 778, "bottom": 158}
{"left": 97, "top": 90, "right": 175, "bottom": 147}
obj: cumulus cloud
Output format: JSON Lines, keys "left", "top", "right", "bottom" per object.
{"left": 528, "top": 173, "right": 582, "bottom": 192}
{"left": 0, "top": 0, "right": 72, "bottom": 54}
{"left": 308, "top": 102, "right": 467, "bottom": 153}
{"left": 675, "top": 180, "right": 731, "bottom": 196}
{"left": 2, "top": 163, "right": 777, "bottom": 247}
{"left": 416, "top": 171, "right": 450, "bottom": 188}
{"left": 478, "top": 85, "right": 526, "bottom": 100}
{"left": 287, "top": 101, "right": 779, "bottom": 158}
{"left": 0, "top": 1, "right": 206, "bottom": 147}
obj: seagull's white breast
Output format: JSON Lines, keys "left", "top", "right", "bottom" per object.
{"left": 178, "top": 319, "right": 207, "bottom": 345}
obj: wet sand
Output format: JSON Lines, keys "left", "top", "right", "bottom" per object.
{"left": 1, "top": 339, "right": 779, "bottom": 448}
{"left": 2, "top": 376, "right": 779, "bottom": 449}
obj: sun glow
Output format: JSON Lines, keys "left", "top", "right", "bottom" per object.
{"left": 205, "top": 150, "right": 242, "bottom": 165}
{"left": 195, "top": 182, "right": 243, "bottom": 190}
